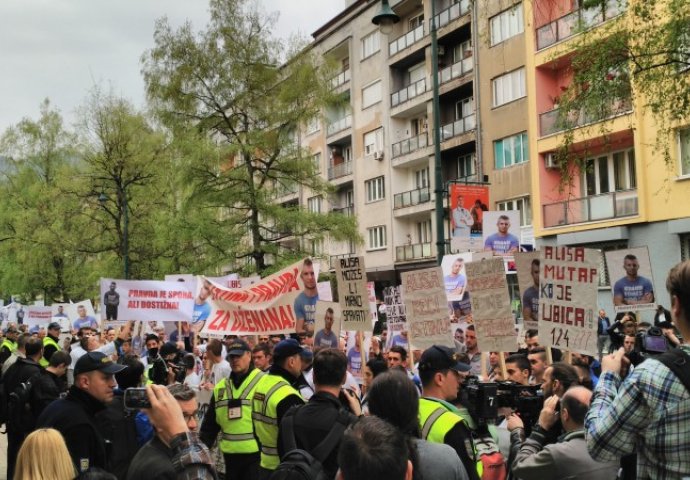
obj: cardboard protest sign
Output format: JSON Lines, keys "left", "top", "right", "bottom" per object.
{"left": 25, "top": 306, "right": 53, "bottom": 332}
{"left": 465, "top": 258, "right": 517, "bottom": 352}
{"left": 539, "top": 246, "right": 599, "bottom": 355}
{"left": 99, "top": 279, "right": 195, "bottom": 323}
{"left": 482, "top": 211, "right": 521, "bottom": 257}
{"left": 69, "top": 300, "right": 99, "bottom": 331}
{"left": 401, "top": 267, "right": 453, "bottom": 350}
{"left": 335, "top": 257, "right": 371, "bottom": 332}
{"left": 200, "top": 259, "right": 318, "bottom": 336}
{"left": 515, "top": 251, "right": 541, "bottom": 330}
{"left": 605, "top": 247, "right": 656, "bottom": 313}
{"left": 314, "top": 301, "right": 341, "bottom": 349}
{"left": 51, "top": 303, "right": 73, "bottom": 332}
{"left": 383, "top": 286, "right": 407, "bottom": 350}
{"left": 345, "top": 330, "right": 370, "bottom": 382}
{"left": 317, "top": 282, "right": 333, "bottom": 301}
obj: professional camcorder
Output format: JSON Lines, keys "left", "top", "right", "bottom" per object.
{"left": 461, "top": 376, "right": 544, "bottom": 428}
{"left": 626, "top": 326, "right": 670, "bottom": 366}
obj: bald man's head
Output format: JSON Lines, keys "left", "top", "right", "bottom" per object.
{"left": 561, "top": 386, "right": 591, "bottom": 427}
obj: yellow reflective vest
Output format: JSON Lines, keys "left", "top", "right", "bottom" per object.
{"left": 213, "top": 368, "right": 265, "bottom": 454}
{"left": 40, "top": 336, "right": 61, "bottom": 367}
{"left": 1, "top": 338, "right": 16, "bottom": 355}
{"left": 251, "top": 374, "right": 303, "bottom": 470}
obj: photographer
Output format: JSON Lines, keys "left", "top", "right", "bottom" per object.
{"left": 510, "top": 386, "right": 617, "bottom": 479}
{"left": 585, "top": 260, "right": 690, "bottom": 478}
{"left": 160, "top": 342, "right": 186, "bottom": 385}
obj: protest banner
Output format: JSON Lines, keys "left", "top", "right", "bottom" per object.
{"left": 314, "top": 301, "right": 341, "bottom": 349}
{"left": 383, "top": 286, "right": 407, "bottom": 350}
{"left": 99, "top": 279, "right": 195, "bottom": 323}
{"left": 367, "top": 281, "right": 378, "bottom": 326}
{"left": 465, "top": 258, "right": 517, "bottom": 352}
{"left": 317, "top": 281, "right": 333, "bottom": 302}
{"left": 539, "top": 246, "right": 599, "bottom": 355}
{"left": 604, "top": 247, "right": 656, "bottom": 313}
{"left": 335, "top": 257, "right": 371, "bottom": 332}
{"left": 25, "top": 306, "right": 53, "bottom": 332}
{"left": 200, "top": 258, "right": 318, "bottom": 336}
{"left": 515, "top": 251, "right": 541, "bottom": 330}
{"left": 400, "top": 267, "right": 453, "bottom": 350}
{"left": 482, "top": 211, "right": 521, "bottom": 257}
{"left": 345, "top": 330, "right": 370, "bottom": 383}
{"left": 50, "top": 303, "right": 73, "bottom": 332}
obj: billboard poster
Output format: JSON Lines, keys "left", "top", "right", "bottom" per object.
{"left": 449, "top": 184, "right": 489, "bottom": 253}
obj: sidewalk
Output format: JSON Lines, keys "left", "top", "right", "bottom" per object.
{"left": 0, "top": 431, "right": 6, "bottom": 480}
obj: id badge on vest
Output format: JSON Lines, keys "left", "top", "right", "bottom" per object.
{"left": 227, "top": 399, "right": 242, "bottom": 419}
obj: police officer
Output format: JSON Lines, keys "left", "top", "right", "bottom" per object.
{"left": 0, "top": 326, "right": 19, "bottom": 365}
{"left": 251, "top": 338, "right": 305, "bottom": 479}
{"left": 200, "top": 339, "right": 265, "bottom": 480}
{"left": 418, "top": 345, "right": 481, "bottom": 480}
{"left": 40, "top": 321, "right": 62, "bottom": 367}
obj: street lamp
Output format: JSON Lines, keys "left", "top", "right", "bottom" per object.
{"left": 99, "top": 190, "right": 130, "bottom": 279}
{"left": 374, "top": 0, "right": 445, "bottom": 265}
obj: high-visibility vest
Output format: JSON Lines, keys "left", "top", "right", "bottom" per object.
{"left": 213, "top": 368, "right": 265, "bottom": 454}
{"left": 251, "top": 374, "right": 303, "bottom": 470}
{"left": 419, "top": 397, "right": 483, "bottom": 478}
{"left": 1, "top": 339, "right": 16, "bottom": 355}
{"left": 40, "top": 336, "right": 61, "bottom": 367}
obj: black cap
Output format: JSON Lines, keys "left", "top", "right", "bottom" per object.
{"left": 227, "top": 339, "right": 251, "bottom": 356}
{"left": 272, "top": 338, "right": 303, "bottom": 361}
{"left": 159, "top": 342, "right": 179, "bottom": 357}
{"left": 74, "top": 351, "right": 127, "bottom": 376}
{"left": 418, "top": 345, "right": 471, "bottom": 373}
{"left": 47, "top": 322, "right": 61, "bottom": 331}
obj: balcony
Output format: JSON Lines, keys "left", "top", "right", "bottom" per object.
{"left": 327, "top": 115, "right": 352, "bottom": 137}
{"left": 536, "top": 0, "right": 627, "bottom": 51}
{"left": 396, "top": 242, "right": 433, "bottom": 262}
{"left": 539, "top": 99, "right": 632, "bottom": 136}
{"left": 389, "top": 24, "right": 425, "bottom": 56}
{"left": 327, "top": 161, "right": 353, "bottom": 180}
{"left": 332, "top": 205, "right": 354, "bottom": 216}
{"left": 441, "top": 114, "right": 476, "bottom": 141}
{"left": 394, "top": 187, "right": 431, "bottom": 209}
{"left": 432, "top": 0, "right": 470, "bottom": 29}
{"left": 392, "top": 133, "right": 429, "bottom": 158}
{"left": 440, "top": 56, "right": 473, "bottom": 84}
{"left": 391, "top": 78, "right": 428, "bottom": 107}
{"left": 542, "top": 189, "right": 638, "bottom": 228}
{"left": 330, "top": 69, "right": 351, "bottom": 89}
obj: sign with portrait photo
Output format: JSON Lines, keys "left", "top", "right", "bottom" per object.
{"left": 313, "top": 301, "right": 341, "bottom": 349}
{"left": 605, "top": 247, "right": 656, "bottom": 313}
{"left": 482, "top": 211, "right": 521, "bottom": 257}
{"left": 515, "top": 251, "right": 541, "bottom": 330}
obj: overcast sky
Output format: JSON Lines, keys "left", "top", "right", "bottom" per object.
{"left": 0, "top": 0, "right": 346, "bottom": 132}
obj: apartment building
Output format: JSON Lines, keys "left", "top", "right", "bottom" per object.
{"left": 525, "top": 0, "right": 690, "bottom": 314}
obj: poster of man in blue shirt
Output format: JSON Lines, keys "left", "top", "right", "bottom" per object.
{"left": 605, "top": 247, "right": 656, "bottom": 313}
{"left": 483, "top": 211, "right": 520, "bottom": 256}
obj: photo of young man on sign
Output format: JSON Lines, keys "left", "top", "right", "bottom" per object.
{"left": 483, "top": 211, "right": 520, "bottom": 256}
{"left": 605, "top": 247, "right": 656, "bottom": 313}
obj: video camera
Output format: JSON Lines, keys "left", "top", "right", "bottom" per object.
{"left": 461, "top": 376, "right": 544, "bottom": 429}
{"left": 627, "top": 326, "right": 669, "bottom": 366}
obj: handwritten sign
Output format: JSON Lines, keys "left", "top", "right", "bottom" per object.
{"left": 336, "top": 257, "right": 371, "bottom": 332}
{"left": 465, "top": 258, "right": 517, "bottom": 352}
{"left": 400, "top": 267, "right": 453, "bottom": 350}
{"left": 538, "top": 246, "right": 599, "bottom": 355}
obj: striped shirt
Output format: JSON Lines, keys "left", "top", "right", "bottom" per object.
{"left": 585, "top": 345, "right": 690, "bottom": 479}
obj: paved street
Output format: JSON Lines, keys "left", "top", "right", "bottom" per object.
{"left": 0, "top": 431, "right": 6, "bottom": 480}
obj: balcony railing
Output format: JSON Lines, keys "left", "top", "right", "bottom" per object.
{"left": 391, "top": 78, "right": 428, "bottom": 107}
{"left": 432, "top": 0, "right": 470, "bottom": 29}
{"left": 389, "top": 24, "right": 425, "bottom": 56}
{"left": 539, "top": 98, "right": 632, "bottom": 136}
{"left": 327, "top": 115, "right": 352, "bottom": 136}
{"left": 330, "top": 69, "right": 351, "bottom": 89}
{"left": 327, "top": 161, "right": 353, "bottom": 180}
{"left": 332, "top": 205, "right": 354, "bottom": 216}
{"left": 441, "top": 113, "right": 476, "bottom": 141}
{"left": 536, "top": 0, "right": 627, "bottom": 50}
{"left": 542, "top": 189, "right": 638, "bottom": 228}
{"left": 440, "top": 56, "right": 474, "bottom": 84}
{"left": 394, "top": 187, "right": 431, "bottom": 209}
{"left": 396, "top": 242, "right": 433, "bottom": 262}
{"left": 392, "top": 133, "right": 429, "bottom": 158}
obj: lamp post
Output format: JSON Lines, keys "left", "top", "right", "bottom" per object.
{"left": 374, "top": 0, "right": 445, "bottom": 265}
{"left": 99, "top": 190, "right": 130, "bottom": 279}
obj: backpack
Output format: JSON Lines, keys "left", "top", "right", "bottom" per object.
{"left": 270, "top": 407, "right": 351, "bottom": 480}
{"left": 6, "top": 377, "right": 34, "bottom": 431}
{"left": 474, "top": 429, "right": 507, "bottom": 480}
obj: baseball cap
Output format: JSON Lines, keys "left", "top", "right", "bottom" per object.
{"left": 74, "top": 351, "right": 127, "bottom": 376}
{"left": 273, "top": 338, "right": 303, "bottom": 361}
{"left": 227, "top": 339, "right": 251, "bottom": 356}
{"left": 418, "top": 345, "right": 471, "bottom": 373}
{"left": 47, "top": 322, "right": 61, "bottom": 331}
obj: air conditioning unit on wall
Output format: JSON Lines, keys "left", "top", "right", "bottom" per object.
{"left": 374, "top": 151, "right": 384, "bottom": 161}
{"left": 545, "top": 153, "right": 559, "bottom": 169}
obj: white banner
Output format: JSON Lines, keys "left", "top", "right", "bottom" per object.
{"left": 100, "top": 279, "right": 194, "bottom": 323}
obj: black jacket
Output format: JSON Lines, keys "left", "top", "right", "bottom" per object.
{"left": 127, "top": 435, "right": 175, "bottom": 480}
{"left": 277, "top": 391, "right": 357, "bottom": 479}
{"left": 30, "top": 369, "right": 65, "bottom": 418}
{"left": 43, "top": 333, "right": 60, "bottom": 362}
{"left": 2, "top": 356, "right": 42, "bottom": 433}
{"left": 96, "top": 391, "right": 140, "bottom": 480}
{"left": 36, "top": 385, "right": 108, "bottom": 474}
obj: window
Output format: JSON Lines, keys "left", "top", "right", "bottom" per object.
{"left": 415, "top": 167, "right": 429, "bottom": 189}
{"left": 494, "top": 132, "right": 528, "bottom": 169}
{"left": 455, "top": 97, "right": 474, "bottom": 120}
{"left": 308, "top": 239, "right": 323, "bottom": 256}
{"left": 497, "top": 196, "right": 532, "bottom": 226}
{"left": 411, "top": 117, "right": 427, "bottom": 136}
{"left": 408, "top": 62, "right": 426, "bottom": 84}
{"left": 492, "top": 68, "right": 526, "bottom": 107}
{"left": 306, "top": 117, "right": 319, "bottom": 134}
{"left": 490, "top": 5, "right": 524, "bottom": 46}
{"left": 416, "top": 219, "right": 432, "bottom": 243}
{"left": 312, "top": 153, "right": 321, "bottom": 174}
{"left": 368, "top": 226, "right": 387, "bottom": 250}
{"left": 457, "top": 153, "right": 476, "bottom": 178}
{"left": 679, "top": 127, "right": 690, "bottom": 176}
{"left": 365, "top": 176, "right": 385, "bottom": 203}
{"left": 409, "top": 13, "right": 424, "bottom": 29}
{"left": 364, "top": 128, "right": 384, "bottom": 156}
{"left": 307, "top": 196, "right": 322, "bottom": 214}
{"left": 582, "top": 149, "right": 636, "bottom": 196}
{"left": 362, "top": 80, "right": 382, "bottom": 109}
{"left": 453, "top": 40, "right": 473, "bottom": 62}
{"left": 361, "top": 31, "right": 380, "bottom": 59}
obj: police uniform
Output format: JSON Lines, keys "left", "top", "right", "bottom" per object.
{"left": 40, "top": 323, "right": 62, "bottom": 367}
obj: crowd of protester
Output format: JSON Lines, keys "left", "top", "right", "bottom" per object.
{"left": 0, "top": 260, "right": 689, "bottom": 480}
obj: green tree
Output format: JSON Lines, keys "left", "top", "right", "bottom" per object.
{"left": 142, "top": 0, "right": 359, "bottom": 274}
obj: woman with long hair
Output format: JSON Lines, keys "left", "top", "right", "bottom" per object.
{"left": 14, "top": 428, "right": 75, "bottom": 480}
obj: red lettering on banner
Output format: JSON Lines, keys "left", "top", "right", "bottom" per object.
{"left": 211, "top": 268, "right": 300, "bottom": 305}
